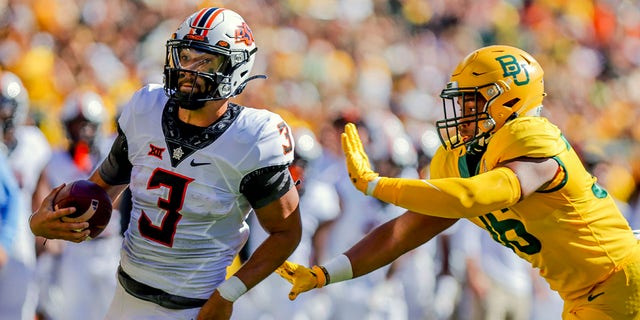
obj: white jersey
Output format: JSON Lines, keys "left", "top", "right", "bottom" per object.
{"left": 7, "top": 125, "right": 51, "bottom": 265}
{"left": 118, "top": 84, "right": 294, "bottom": 299}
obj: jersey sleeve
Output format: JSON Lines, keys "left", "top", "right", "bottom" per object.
{"left": 240, "top": 165, "right": 294, "bottom": 209}
{"left": 96, "top": 85, "right": 158, "bottom": 186}
{"left": 253, "top": 112, "right": 295, "bottom": 168}
{"left": 116, "top": 85, "right": 157, "bottom": 133}
{"left": 97, "top": 125, "right": 132, "bottom": 185}
{"left": 239, "top": 112, "right": 295, "bottom": 209}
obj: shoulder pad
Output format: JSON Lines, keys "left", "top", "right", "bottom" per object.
{"left": 486, "top": 117, "right": 567, "bottom": 165}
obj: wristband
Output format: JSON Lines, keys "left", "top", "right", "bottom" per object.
{"left": 322, "top": 254, "right": 353, "bottom": 284}
{"left": 366, "top": 177, "right": 381, "bottom": 196}
{"left": 217, "top": 276, "right": 247, "bottom": 302}
{"left": 311, "top": 265, "right": 328, "bottom": 288}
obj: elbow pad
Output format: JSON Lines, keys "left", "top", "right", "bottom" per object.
{"left": 372, "top": 167, "right": 521, "bottom": 218}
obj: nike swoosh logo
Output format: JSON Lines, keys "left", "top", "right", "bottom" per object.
{"left": 587, "top": 291, "right": 605, "bottom": 302}
{"left": 190, "top": 159, "right": 211, "bottom": 167}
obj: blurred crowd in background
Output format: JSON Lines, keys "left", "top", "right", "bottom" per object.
{"left": 1, "top": 0, "right": 640, "bottom": 319}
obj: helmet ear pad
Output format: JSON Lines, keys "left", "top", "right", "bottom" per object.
{"left": 478, "top": 79, "right": 523, "bottom": 135}
{"left": 479, "top": 118, "right": 496, "bottom": 133}
{"left": 473, "top": 85, "right": 501, "bottom": 135}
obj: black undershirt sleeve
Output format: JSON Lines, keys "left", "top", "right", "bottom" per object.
{"left": 240, "top": 164, "right": 294, "bottom": 209}
{"left": 98, "top": 126, "right": 133, "bottom": 185}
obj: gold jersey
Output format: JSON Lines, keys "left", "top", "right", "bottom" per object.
{"left": 431, "top": 117, "right": 637, "bottom": 299}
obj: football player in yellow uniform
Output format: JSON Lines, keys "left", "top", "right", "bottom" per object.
{"left": 277, "top": 45, "right": 640, "bottom": 319}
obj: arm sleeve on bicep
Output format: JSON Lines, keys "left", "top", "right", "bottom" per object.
{"left": 240, "top": 165, "right": 294, "bottom": 209}
{"left": 98, "top": 127, "right": 132, "bottom": 185}
{"left": 372, "top": 167, "right": 521, "bottom": 218}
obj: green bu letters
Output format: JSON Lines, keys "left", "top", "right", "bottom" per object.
{"left": 496, "top": 54, "right": 530, "bottom": 86}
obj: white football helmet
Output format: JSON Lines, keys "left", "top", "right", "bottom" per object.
{"left": 0, "top": 71, "right": 29, "bottom": 130}
{"left": 60, "top": 90, "right": 106, "bottom": 147}
{"left": 164, "top": 8, "right": 263, "bottom": 108}
{"left": 60, "top": 91, "right": 106, "bottom": 125}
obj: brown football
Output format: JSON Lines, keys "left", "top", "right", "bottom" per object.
{"left": 54, "top": 180, "right": 113, "bottom": 239}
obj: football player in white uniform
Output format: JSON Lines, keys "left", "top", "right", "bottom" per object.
{"left": 29, "top": 7, "right": 302, "bottom": 320}
{"left": 37, "top": 90, "right": 121, "bottom": 320}
{"left": 0, "top": 71, "right": 45, "bottom": 320}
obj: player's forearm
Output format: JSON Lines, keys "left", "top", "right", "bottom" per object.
{"left": 344, "top": 211, "right": 457, "bottom": 278}
{"left": 275, "top": 214, "right": 455, "bottom": 300}
{"left": 216, "top": 227, "right": 301, "bottom": 303}
{"left": 236, "top": 225, "right": 302, "bottom": 290}
{"left": 372, "top": 167, "right": 521, "bottom": 218}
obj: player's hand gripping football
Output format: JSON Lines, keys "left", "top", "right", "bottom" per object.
{"left": 341, "top": 123, "right": 380, "bottom": 195}
{"left": 275, "top": 261, "right": 326, "bottom": 300}
{"left": 29, "top": 184, "right": 91, "bottom": 242}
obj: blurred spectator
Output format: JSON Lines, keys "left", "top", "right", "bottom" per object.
{"left": 37, "top": 89, "right": 121, "bottom": 320}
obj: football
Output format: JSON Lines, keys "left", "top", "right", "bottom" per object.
{"left": 54, "top": 180, "right": 113, "bottom": 239}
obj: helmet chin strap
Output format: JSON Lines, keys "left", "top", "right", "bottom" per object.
{"left": 469, "top": 109, "right": 523, "bottom": 154}
{"left": 233, "top": 74, "right": 267, "bottom": 96}
{"left": 467, "top": 135, "right": 489, "bottom": 155}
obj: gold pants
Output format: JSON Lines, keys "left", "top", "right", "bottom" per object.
{"left": 564, "top": 245, "right": 640, "bottom": 320}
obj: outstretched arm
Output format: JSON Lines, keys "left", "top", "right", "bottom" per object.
{"left": 341, "top": 123, "right": 558, "bottom": 218}
{"left": 345, "top": 211, "right": 457, "bottom": 277}
{"left": 277, "top": 211, "right": 457, "bottom": 300}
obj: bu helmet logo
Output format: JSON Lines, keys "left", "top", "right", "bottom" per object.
{"left": 495, "top": 54, "right": 530, "bottom": 86}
